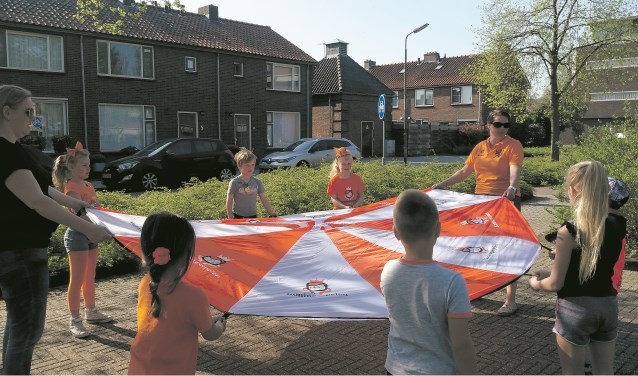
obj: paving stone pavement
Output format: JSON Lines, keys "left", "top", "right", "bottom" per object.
{"left": 2, "top": 187, "right": 638, "bottom": 374}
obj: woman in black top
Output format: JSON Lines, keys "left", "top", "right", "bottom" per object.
{"left": 0, "top": 85, "right": 112, "bottom": 374}
{"left": 528, "top": 160, "right": 624, "bottom": 375}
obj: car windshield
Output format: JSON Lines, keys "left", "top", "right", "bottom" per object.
{"left": 282, "top": 140, "right": 312, "bottom": 152}
{"left": 134, "top": 139, "right": 173, "bottom": 157}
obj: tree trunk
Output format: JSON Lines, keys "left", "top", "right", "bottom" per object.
{"left": 550, "top": 66, "right": 560, "bottom": 161}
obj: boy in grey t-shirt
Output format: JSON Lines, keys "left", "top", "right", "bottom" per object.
{"left": 226, "top": 148, "right": 277, "bottom": 219}
{"left": 380, "top": 189, "right": 476, "bottom": 374}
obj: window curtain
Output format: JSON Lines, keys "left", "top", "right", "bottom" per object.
{"left": 272, "top": 112, "right": 300, "bottom": 147}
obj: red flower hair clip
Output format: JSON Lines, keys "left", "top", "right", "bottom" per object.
{"left": 152, "top": 247, "right": 171, "bottom": 265}
{"left": 334, "top": 147, "right": 350, "bottom": 158}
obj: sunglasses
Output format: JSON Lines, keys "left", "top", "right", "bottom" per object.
{"left": 491, "top": 122, "right": 510, "bottom": 128}
{"left": 24, "top": 108, "right": 36, "bottom": 118}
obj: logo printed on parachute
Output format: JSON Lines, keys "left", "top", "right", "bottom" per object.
{"left": 304, "top": 279, "right": 332, "bottom": 295}
{"left": 199, "top": 255, "right": 231, "bottom": 267}
{"left": 455, "top": 245, "right": 498, "bottom": 260}
{"left": 460, "top": 217, "right": 489, "bottom": 225}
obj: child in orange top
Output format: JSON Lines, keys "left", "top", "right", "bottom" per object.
{"left": 52, "top": 141, "right": 113, "bottom": 338}
{"left": 326, "top": 147, "right": 365, "bottom": 209}
{"left": 128, "top": 211, "right": 226, "bottom": 375}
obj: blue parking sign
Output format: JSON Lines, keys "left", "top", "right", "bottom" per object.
{"left": 378, "top": 94, "right": 385, "bottom": 120}
{"left": 32, "top": 117, "right": 42, "bottom": 129}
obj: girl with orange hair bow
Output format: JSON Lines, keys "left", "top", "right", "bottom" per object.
{"left": 326, "top": 147, "right": 365, "bottom": 209}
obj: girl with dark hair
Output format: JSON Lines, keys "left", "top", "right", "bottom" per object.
{"left": 128, "top": 211, "right": 226, "bottom": 375}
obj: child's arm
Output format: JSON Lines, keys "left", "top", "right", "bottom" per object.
{"left": 329, "top": 194, "right": 350, "bottom": 209}
{"left": 448, "top": 317, "right": 477, "bottom": 374}
{"left": 258, "top": 192, "right": 277, "bottom": 217}
{"left": 226, "top": 193, "right": 234, "bottom": 219}
{"left": 353, "top": 192, "right": 365, "bottom": 208}
{"left": 201, "top": 316, "right": 226, "bottom": 341}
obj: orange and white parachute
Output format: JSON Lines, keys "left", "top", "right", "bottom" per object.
{"left": 87, "top": 189, "right": 540, "bottom": 319}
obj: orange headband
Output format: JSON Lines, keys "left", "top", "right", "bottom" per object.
{"left": 335, "top": 147, "right": 350, "bottom": 158}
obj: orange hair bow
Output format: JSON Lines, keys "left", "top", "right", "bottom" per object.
{"left": 65, "top": 141, "right": 84, "bottom": 158}
{"left": 334, "top": 147, "right": 351, "bottom": 158}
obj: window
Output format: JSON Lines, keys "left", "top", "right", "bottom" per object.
{"left": 185, "top": 56, "right": 196, "bottom": 72}
{"left": 266, "top": 62, "right": 300, "bottom": 92}
{"left": 99, "top": 104, "right": 156, "bottom": 152}
{"left": 0, "top": 30, "right": 63, "bottom": 72}
{"left": 29, "top": 98, "right": 68, "bottom": 152}
{"left": 590, "top": 91, "right": 638, "bottom": 101}
{"left": 415, "top": 89, "right": 434, "bottom": 106}
{"left": 97, "top": 40, "right": 154, "bottom": 79}
{"left": 451, "top": 85, "right": 472, "bottom": 105}
{"left": 165, "top": 140, "right": 191, "bottom": 155}
{"left": 177, "top": 112, "right": 198, "bottom": 137}
{"left": 234, "top": 62, "right": 244, "bottom": 77}
{"left": 586, "top": 57, "right": 638, "bottom": 70}
{"left": 266, "top": 111, "right": 300, "bottom": 147}
{"left": 392, "top": 91, "right": 399, "bottom": 108}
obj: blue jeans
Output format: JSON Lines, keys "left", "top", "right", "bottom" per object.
{"left": 0, "top": 248, "right": 48, "bottom": 375}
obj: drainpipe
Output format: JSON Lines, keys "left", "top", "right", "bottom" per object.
{"left": 306, "top": 64, "right": 311, "bottom": 137}
{"left": 328, "top": 94, "right": 332, "bottom": 136}
{"left": 217, "top": 53, "right": 221, "bottom": 139}
{"left": 80, "top": 35, "right": 88, "bottom": 147}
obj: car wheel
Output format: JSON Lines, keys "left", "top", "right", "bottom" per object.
{"left": 296, "top": 160, "right": 310, "bottom": 168}
{"left": 140, "top": 171, "right": 160, "bottom": 190}
{"left": 218, "top": 167, "right": 234, "bottom": 181}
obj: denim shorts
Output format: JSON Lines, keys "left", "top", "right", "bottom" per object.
{"left": 64, "top": 228, "right": 97, "bottom": 252}
{"left": 553, "top": 296, "right": 619, "bottom": 346}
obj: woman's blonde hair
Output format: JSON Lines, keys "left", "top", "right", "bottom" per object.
{"left": 52, "top": 147, "right": 90, "bottom": 191}
{"left": 0, "top": 85, "right": 31, "bottom": 124}
{"left": 565, "top": 160, "right": 609, "bottom": 284}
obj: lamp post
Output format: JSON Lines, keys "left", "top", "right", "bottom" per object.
{"left": 403, "top": 22, "right": 429, "bottom": 165}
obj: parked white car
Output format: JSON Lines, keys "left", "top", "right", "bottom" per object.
{"left": 259, "top": 137, "right": 362, "bottom": 171}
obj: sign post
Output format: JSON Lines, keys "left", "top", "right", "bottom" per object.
{"left": 378, "top": 94, "right": 385, "bottom": 165}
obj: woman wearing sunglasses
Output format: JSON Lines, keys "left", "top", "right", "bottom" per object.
{"left": 432, "top": 109, "right": 523, "bottom": 317}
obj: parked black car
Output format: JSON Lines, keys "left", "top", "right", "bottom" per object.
{"left": 102, "top": 138, "right": 235, "bottom": 191}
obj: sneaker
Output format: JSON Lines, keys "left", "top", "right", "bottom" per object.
{"left": 497, "top": 303, "right": 518, "bottom": 317}
{"left": 69, "top": 316, "right": 89, "bottom": 338}
{"left": 84, "top": 308, "right": 113, "bottom": 324}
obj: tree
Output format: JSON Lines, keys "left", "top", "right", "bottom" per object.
{"left": 476, "top": 0, "right": 638, "bottom": 161}
{"left": 74, "top": 0, "right": 184, "bottom": 35}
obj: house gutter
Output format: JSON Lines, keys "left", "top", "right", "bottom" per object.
{"left": 80, "top": 35, "right": 88, "bottom": 147}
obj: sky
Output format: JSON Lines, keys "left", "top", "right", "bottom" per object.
{"left": 178, "top": 0, "right": 488, "bottom": 66}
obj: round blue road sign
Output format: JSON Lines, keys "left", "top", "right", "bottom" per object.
{"left": 378, "top": 94, "right": 385, "bottom": 120}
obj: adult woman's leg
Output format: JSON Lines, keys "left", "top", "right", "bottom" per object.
{"left": 556, "top": 334, "right": 587, "bottom": 375}
{"left": 0, "top": 248, "right": 48, "bottom": 375}
{"left": 589, "top": 340, "right": 616, "bottom": 375}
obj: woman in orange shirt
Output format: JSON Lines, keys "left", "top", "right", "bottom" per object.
{"left": 432, "top": 109, "right": 523, "bottom": 317}
{"left": 128, "top": 212, "right": 226, "bottom": 375}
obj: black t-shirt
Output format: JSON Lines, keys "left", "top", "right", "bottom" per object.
{"left": 0, "top": 137, "right": 59, "bottom": 250}
{"left": 557, "top": 213, "right": 626, "bottom": 298}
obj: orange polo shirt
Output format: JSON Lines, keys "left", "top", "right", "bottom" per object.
{"left": 465, "top": 136, "right": 523, "bottom": 196}
{"left": 128, "top": 274, "right": 213, "bottom": 375}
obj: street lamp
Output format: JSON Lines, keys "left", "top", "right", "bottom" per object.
{"left": 403, "top": 22, "right": 429, "bottom": 165}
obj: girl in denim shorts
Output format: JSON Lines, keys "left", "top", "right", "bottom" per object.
{"left": 528, "top": 161, "right": 625, "bottom": 375}
{"left": 53, "top": 142, "right": 113, "bottom": 338}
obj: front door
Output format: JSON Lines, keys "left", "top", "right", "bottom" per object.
{"left": 361, "top": 121, "right": 373, "bottom": 157}
{"left": 234, "top": 114, "right": 251, "bottom": 149}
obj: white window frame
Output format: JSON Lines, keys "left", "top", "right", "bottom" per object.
{"left": 451, "top": 85, "right": 472, "bottom": 105}
{"left": 177, "top": 111, "right": 198, "bottom": 138}
{"left": 30, "top": 97, "right": 69, "bottom": 152}
{"left": 1, "top": 30, "right": 64, "bottom": 72}
{"left": 586, "top": 57, "right": 638, "bottom": 70}
{"left": 185, "top": 56, "right": 197, "bottom": 72}
{"left": 415, "top": 89, "right": 434, "bottom": 106}
{"left": 266, "top": 62, "right": 300, "bottom": 92}
{"left": 266, "top": 111, "right": 301, "bottom": 147}
{"left": 590, "top": 91, "right": 638, "bottom": 101}
{"left": 234, "top": 62, "right": 244, "bottom": 77}
{"left": 97, "top": 40, "right": 154, "bottom": 79}
{"left": 392, "top": 91, "right": 399, "bottom": 108}
{"left": 98, "top": 104, "right": 156, "bottom": 152}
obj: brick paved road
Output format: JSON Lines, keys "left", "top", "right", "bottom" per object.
{"left": 2, "top": 187, "right": 638, "bottom": 374}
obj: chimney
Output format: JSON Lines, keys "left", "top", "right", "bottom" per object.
{"left": 324, "top": 39, "right": 348, "bottom": 58}
{"left": 423, "top": 52, "right": 440, "bottom": 63}
{"left": 198, "top": 5, "right": 219, "bottom": 20}
{"left": 364, "top": 60, "right": 376, "bottom": 70}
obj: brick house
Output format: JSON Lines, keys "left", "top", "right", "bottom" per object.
{"left": 312, "top": 40, "right": 394, "bottom": 157}
{"left": 580, "top": 17, "right": 638, "bottom": 127}
{"left": 366, "top": 52, "right": 489, "bottom": 154}
{"left": 0, "top": 0, "right": 316, "bottom": 158}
